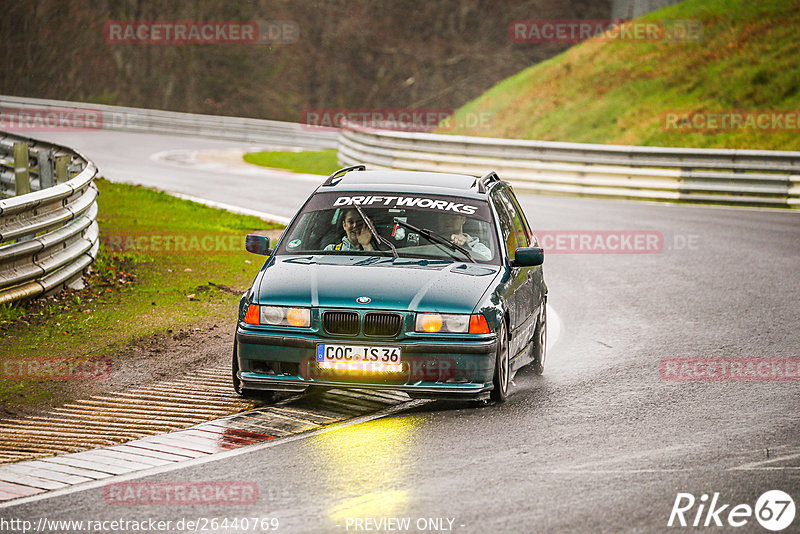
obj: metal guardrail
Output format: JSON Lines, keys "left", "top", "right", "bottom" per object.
{"left": 4, "top": 96, "right": 797, "bottom": 207}
{"left": 0, "top": 95, "right": 338, "bottom": 150}
{"left": 0, "top": 132, "right": 100, "bottom": 304}
{"left": 337, "top": 122, "right": 800, "bottom": 208}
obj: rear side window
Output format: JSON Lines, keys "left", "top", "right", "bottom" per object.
{"left": 490, "top": 192, "right": 518, "bottom": 261}
{"left": 499, "top": 189, "right": 530, "bottom": 247}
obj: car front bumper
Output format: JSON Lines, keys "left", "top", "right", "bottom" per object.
{"left": 236, "top": 328, "right": 498, "bottom": 400}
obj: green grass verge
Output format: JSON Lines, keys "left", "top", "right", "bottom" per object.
{"left": 243, "top": 149, "right": 339, "bottom": 175}
{"left": 0, "top": 179, "right": 282, "bottom": 410}
{"left": 443, "top": 0, "right": 800, "bottom": 150}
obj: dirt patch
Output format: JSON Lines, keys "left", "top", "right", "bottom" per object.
{"left": 103, "top": 317, "right": 236, "bottom": 390}
{"left": 1, "top": 314, "right": 238, "bottom": 421}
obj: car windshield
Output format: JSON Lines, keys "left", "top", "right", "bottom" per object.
{"left": 276, "top": 191, "right": 500, "bottom": 264}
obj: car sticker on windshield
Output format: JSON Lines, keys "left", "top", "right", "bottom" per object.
{"left": 303, "top": 192, "right": 493, "bottom": 222}
{"left": 392, "top": 218, "right": 407, "bottom": 240}
{"left": 287, "top": 239, "right": 302, "bottom": 248}
{"left": 333, "top": 195, "right": 478, "bottom": 215}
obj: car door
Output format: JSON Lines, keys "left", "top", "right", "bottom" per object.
{"left": 506, "top": 187, "right": 546, "bottom": 316}
{"left": 489, "top": 190, "right": 528, "bottom": 363}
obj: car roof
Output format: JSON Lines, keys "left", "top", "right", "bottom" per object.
{"left": 317, "top": 169, "right": 493, "bottom": 200}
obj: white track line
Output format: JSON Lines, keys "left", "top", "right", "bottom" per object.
{"left": 150, "top": 148, "right": 325, "bottom": 183}
{"left": 729, "top": 450, "right": 800, "bottom": 471}
{"left": 168, "top": 193, "right": 290, "bottom": 224}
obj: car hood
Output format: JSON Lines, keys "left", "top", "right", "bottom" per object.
{"left": 254, "top": 256, "right": 501, "bottom": 313}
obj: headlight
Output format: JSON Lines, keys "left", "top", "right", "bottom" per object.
{"left": 415, "top": 313, "right": 486, "bottom": 334}
{"left": 444, "top": 315, "right": 470, "bottom": 332}
{"left": 244, "top": 305, "right": 311, "bottom": 327}
{"left": 285, "top": 307, "right": 310, "bottom": 327}
{"left": 416, "top": 313, "right": 444, "bottom": 332}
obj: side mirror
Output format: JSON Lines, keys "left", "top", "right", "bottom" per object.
{"left": 512, "top": 247, "right": 543, "bottom": 267}
{"left": 245, "top": 234, "right": 272, "bottom": 255}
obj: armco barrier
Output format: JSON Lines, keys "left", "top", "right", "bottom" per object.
{"left": 337, "top": 121, "right": 800, "bottom": 208}
{"left": 0, "top": 132, "right": 99, "bottom": 304}
{"left": 4, "top": 97, "right": 797, "bottom": 208}
{"left": 0, "top": 95, "right": 338, "bottom": 150}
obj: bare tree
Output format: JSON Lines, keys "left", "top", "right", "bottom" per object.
{"left": 0, "top": 0, "right": 610, "bottom": 120}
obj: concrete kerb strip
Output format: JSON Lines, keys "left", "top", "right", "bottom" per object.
{"left": 0, "top": 399, "right": 427, "bottom": 509}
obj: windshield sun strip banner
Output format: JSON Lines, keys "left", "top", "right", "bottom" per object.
{"left": 302, "top": 192, "right": 491, "bottom": 220}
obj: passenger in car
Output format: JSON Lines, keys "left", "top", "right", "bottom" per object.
{"left": 324, "top": 208, "right": 375, "bottom": 251}
{"left": 439, "top": 214, "right": 492, "bottom": 261}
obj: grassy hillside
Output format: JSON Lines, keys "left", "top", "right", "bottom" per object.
{"left": 445, "top": 0, "right": 800, "bottom": 150}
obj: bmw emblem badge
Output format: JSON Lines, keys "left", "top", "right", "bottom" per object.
{"left": 357, "top": 296, "right": 371, "bottom": 304}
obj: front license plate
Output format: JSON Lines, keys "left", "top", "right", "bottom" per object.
{"left": 316, "top": 344, "right": 401, "bottom": 364}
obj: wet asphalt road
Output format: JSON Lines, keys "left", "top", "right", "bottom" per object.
{"left": 3, "top": 131, "right": 799, "bottom": 532}
{"left": 38, "top": 130, "right": 321, "bottom": 220}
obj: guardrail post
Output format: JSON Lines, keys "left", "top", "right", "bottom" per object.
{"left": 13, "top": 142, "right": 31, "bottom": 196}
{"left": 55, "top": 155, "right": 70, "bottom": 183}
{"left": 37, "top": 149, "right": 55, "bottom": 189}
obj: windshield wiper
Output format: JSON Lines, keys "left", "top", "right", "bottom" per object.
{"left": 352, "top": 204, "right": 399, "bottom": 258}
{"left": 393, "top": 217, "right": 473, "bottom": 262}
{"left": 354, "top": 256, "right": 383, "bottom": 266}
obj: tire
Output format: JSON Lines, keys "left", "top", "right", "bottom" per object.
{"left": 232, "top": 344, "right": 244, "bottom": 394}
{"left": 232, "top": 344, "right": 275, "bottom": 402}
{"left": 531, "top": 302, "right": 546, "bottom": 375}
{"left": 490, "top": 322, "right": 510, "bottom": 403}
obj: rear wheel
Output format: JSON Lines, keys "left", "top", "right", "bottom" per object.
{"left": 531, "top": 303, "right": 546, "bottom": 375}
{"left": 490, "top": 322, "right": 510, "bottom": 403}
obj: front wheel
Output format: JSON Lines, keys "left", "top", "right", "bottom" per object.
{"left": 232, "top": 344, "right": 245, "bottom": 394}
{"left": 490, "top": 322, "right": 510, "bottom": 402}
{"left": 232, "top": 344, "right": 275, "bottom": 402}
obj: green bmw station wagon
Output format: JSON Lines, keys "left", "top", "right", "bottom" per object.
{"left": 233, "top": 166, "right": 547, "bottom": 402}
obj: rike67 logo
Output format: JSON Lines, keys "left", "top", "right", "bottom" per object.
{"left": 669, "top": 490, "right": 795, "bottom": 531}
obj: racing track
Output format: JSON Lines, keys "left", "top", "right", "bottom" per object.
{"left": 3, "top": 130, "right": 800, "bottom": 532}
